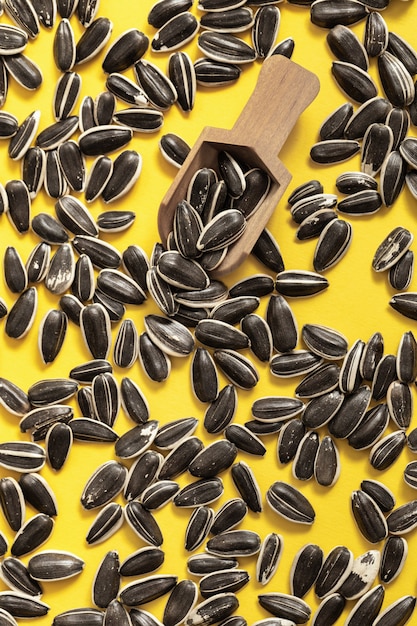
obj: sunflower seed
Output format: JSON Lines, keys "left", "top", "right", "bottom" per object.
{"left": 0, "top": 557, "right": 42, "bottom": 597}
{"left": 75, "top": 16, "right": 112, "bottom": 65}
{"left": 0, "top": 593, "right": 49, "bottom": 618}
{"left": 327, "top": 24, "right": 368, "bottom": 70}
{"left": 4, "top": 0, "right": 40, "bottom": 38}
{"left": 311, "top": 593, "right": 345, "bottom": 626}
{"left": 21, "top": 146, "right": 46, "bottom": 199}
{"left": 152, "top": 12, "right": 198, "bottom": 52}
{"left": 28, "top": 551, "right": 84, "bottom": 582}
{"left": 378, "top": 50, "right": 415, "bottom": 108}
{"left": 290, "top": 544, "right": 323, "bottom": 598}
{"left": 81, "top": 460, "right": 127, "bottom": 510}
{"left": 351, "top": 489, "right": 389, "bottom": 543}
{"left": 213, "top": 350, "right": 259, "bottom": 390}
{"left": 290, "top": 193, "right": 337, "bottom": 224}
{"left": 201, "top": 7, "right": 253, "bottom": 33}
{"left": 69, "top": 359, "right": 112, "bottom": 384}
{"left": 292, "top": 430, "right": 320, "bottom": 481}
{"left": 102, "top": 149, "right": 142, "bottom": 203}
{"left": 86, "top": 503, "right": 123, "bottom": 546}
{"left": 336, "top": 171, "right": 379, "bottom": 195}
{"left": 106, "top": 72, "right": 148, "bottom": 106}
{"left": 328, "top": 385, "right": 371, "bottom": 439}
{"left": 120, "top": 575, "right": 178, "bottom": 607}
{"left": 266, "top": 481, "right": 315, "bottom": 524}
{"left": 5, "top": 287, "right": 37, "bottom": 339}
{"left": 338, "top": 550, "right": 380, "bottom": 600}
{"left": 174, "top": 477, "right": 224, "bottom": 508}
{"left": 6, "top": 179, "right": 31, "bottom": 232}
{"left": 313, "top": 219, "right": 352, "bottom": 272}
{"left": 373, "top": 226, "right": 413, "bottom": 273}
{"left": 373, "top": 596, "right": 416, "bottom": 626}
{"left": 230, "top": 461, "right": 261, "bottom": 512}
{"left": 4, "top": 246, "right": 27, "bottom": 294}
{"left": 194, "top": 57, "right": 241, "bottom": 86}
{"left": 269, "top": 37, "right": 295, "bottom": 59}
{"left": 11, "top": 513, "right": 54, "bottom": 557}
{"left": 159, "top": 437, "right": 204, "bottom": 481}
{"left": 154, "top": 418, "right": 198, "bottom": 452}
{"left": 258, "top": 593, "right": 311, "bottom": 624}
{"left": 389, "top": 250, "right": 414, "bottom": 291}
{"left": 92, "top": 550, "right": 120, "bottom": 609}
{"left": 134, "top": 59, "right": 177, "bottom": 111}
{"left": 301, "top": 389, "right": 344, "bottom": 430}
{"left": 379, "top": 536, "right": 407, "bottom": 584}
{"left": 331, "top": 61, "right": 377, "bottom": 103}
{"left": 184, "top": 506, "right": 214, "bottom": 552}
{"left": 0, "top": 477, "right": 25, "bottom": 531}
{"left": 102, "top": 28, "right": 148, "bottom": 74}
{"left": 36, "top": 116, "right": 79, "bottom": 150}
{"left": 345, "top": 587, "right": 386, "bottom": 626}
{"left": 315, "top": 435, "right": 340, "bottom": 487}
{"left": 124, "top": 451, "right": 163, "bottom": 502}
{"left": 139, "top": 332, "right": 171, "bottom": 382}
{"left": 53, "top": 18, "right": 75, "bottom": 71}
{"left": 145, "top": 314, "right": 195, "bottom": 357}
{"left": 78, "top": 125, "right": 132, "bottom": 157}
{"left": 115, "top": 420, "right": 159, "bottom": 460}
{"left": 315, "top": 546, "right": 353, "bottom": 599}
{"left": 310, "top": 0, "right": 367, "bottom": 29}
{"left": 0, "top": 23, "right": 28, "bottom": 54}
{"left": 53, "top": 607, "right": 104, "bottom": 626}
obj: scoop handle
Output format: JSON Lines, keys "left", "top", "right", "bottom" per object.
{"left": 230, "top": 56, "right": 320, "bottom": 155}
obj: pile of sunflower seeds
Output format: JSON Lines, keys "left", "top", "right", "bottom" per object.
{"left": 0, "top": 0, "right": 417, "bottom": 625}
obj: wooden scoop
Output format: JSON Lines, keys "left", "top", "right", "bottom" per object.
{"left": 158, "top": 55, "right": 320, "bottom": 277}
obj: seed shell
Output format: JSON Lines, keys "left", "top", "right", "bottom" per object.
{"left": 152, "top": 12, "right": 199, "bottom": 52}
{"left": 266, "top": 481, "right": 315, "bottom": 524}
{"left": 380, "top": 536, "right": 408, "bottom": 584}
{"left": 290, "top": 544, "right": 323, "bottom": 599}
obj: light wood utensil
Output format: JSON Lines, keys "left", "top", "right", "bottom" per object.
{"left": 158, "top": 55, "right": 320, "bottom": 277}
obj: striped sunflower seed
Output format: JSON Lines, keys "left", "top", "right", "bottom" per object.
{"left": 311, "top": 593, "right": 346, "bottom": 626}
{"left": 75, "top": 17, "right": 113, "bottom": 65}
{"left": 372, "top": 596, "right": 416, "bottom": 626}
{"left": 338, "top": 550, "right": 380, "bottom": 600}
{"left": 11, "top": 513, "right": 54, "bottom": 557}
{"left": 53, "top": 18, "right": 75, "bottom": 72}
{"left": 22, "top": 146, "right": 46, "bottom": 198}
{"left": 5, "top": 287, "right": 37, "bottom": 339}
{"left": 152, "top": 12, "right": 198, "bottom": 52}
{"left": 114, "top": 420, "right": 159, "bottom": 460}
{"left": 319, "top": 103, "right": 353, "bottom": 140}
{"left": 266, "top": 481, "right": 315, "bottom": 524}
{"left": 344, "top": 97, "right": 391, "bottom": 141}
{"left": 134, "top": 59, "right": 177, "bottom": 111}
{"left": 160, "top": 133, "right": 190, "bottom": 168}
{"left": 326, "top": 24, "right": 368, "bottom": 70}
{"left": 164, "top": 580, "right": 198, "bottom": 626}
{"left": 185, "top": 594, "right": 239, "bottom": 626}
{"left": 313, "top": 218, "right": 352, "bottom": 272}
{"left": 102, "top": 149, "right": 142, "bottom": 203}
{"left": 194, "top": 57, "right": 241, "bottom": 86}
{"left": 379, "top": 536, "right": 407, "bottom": 584}
{"left": 0, "top": 24, "right": 28, "bottom": 55}
{"left": 173, "top": 475, "right": 223, "bottom": 508}
{"left": 0, "top": 556, "right": 42, "bottom": 597}
{"left": 154, "top": 417, "right": 198, "bottom": 450}
{"left": 331, "top": 61, "right": 377, "bottom": 103}
{"left": 380, "top": 150, "right": 407, "bottom": 208}
{"left": 315, "top": 545, "right": 353, "bottom": 599}
{"left": 86, "top": 503, "right": 124, "bottom": 545}
{"left": 257, "top": 593, "right": 311, "bottom": 624}
{"left": 373, "top": 226, "right": 413, "bottom": 272}
{"left": 314, "top": 435, "right": 340, "bottom": 486}
{"left": 201, "top": 7, "right": 254, "bottom": 33}
{"left": 252, "top": 6, "right": 280, "bottom": 58}
{"left": 139, "top": 332, "right": 171, "bottom": 383}
{"left": 310, "top": 139, "right": 360, "bottom": 164}
{"left": 6, "top": 179, "right": 31, "bottom": 232}
{"left": 364, "top": 12, "right": 388, "bottom": 58}
{"left": 81, "top": 460, "right": 127, "bottom": 510}
{"left": 309, "top": 0, "right": 367, "bottom": 29}
{"left": 351, "top": 490, "right": 388, "bottom": 543}
{"left": 57, "top": 140, "right": 85, "bottom": 192}
{"left": 102, "top": 28, "right": 149, "bottom": 73}
{"left": 0, "top": 477, "right": 25, "bottom": 532}
{"left": 185, "top": 506, "right": 214, "bottom": 552}
{"left": 290, "top": 544, "right": 323, "bottom": 599}
{"left": 28, "top": 551, "right": 84, "bottom": 581}
{"left": 197, "top": 31, "right": 256, "bottom": 64}
{"left": 378, "top": 50, "right": 415, "bottom": 108}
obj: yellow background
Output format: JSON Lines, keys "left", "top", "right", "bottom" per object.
{"left": 1, "top": 0, "right": 417, "bottom": 623}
